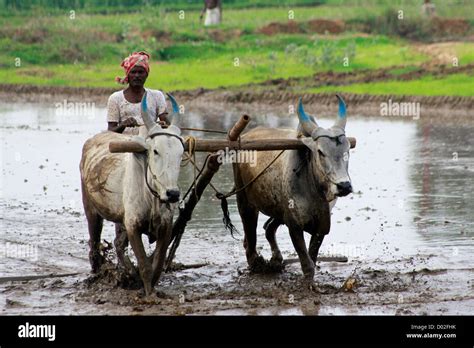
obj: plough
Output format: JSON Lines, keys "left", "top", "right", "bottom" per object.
{"left": 109, "top": 114, "right": 356, "bottom": 269}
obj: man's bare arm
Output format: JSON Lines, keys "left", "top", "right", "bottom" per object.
{"left": 108, "top": 118, "right": 138, "bottom": 133}
{"left": 108, "top": 122, "right": 126, "bottom": 133}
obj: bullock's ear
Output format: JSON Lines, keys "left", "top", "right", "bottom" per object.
{"left": 167, "top": 125, "right": 182, "bottom": 136}
{"left": 300, "top": 137, "right": 315, "bottom": 150}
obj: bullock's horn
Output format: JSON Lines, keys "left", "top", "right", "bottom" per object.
{"left": 297, "top": 98, "right": 318, "bottom": 137}
{"left": 141, "top": 91, "right": 155, "bottom": 131}
{"left": 166, "top": 93, "right": 180, "bottom": 126}
{"left": 333, "top": 94, "right": 347, "bottom": 131}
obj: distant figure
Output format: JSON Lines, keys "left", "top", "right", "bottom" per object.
{"left": 200, "top": 0, "right": 222, "bottom": 26}
{"left": 421, "top": 0, "right": 436, "bottom": 17}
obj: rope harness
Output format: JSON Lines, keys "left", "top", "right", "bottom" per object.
{"left": 166, "top": 127, "right": 350, "bottom": 268}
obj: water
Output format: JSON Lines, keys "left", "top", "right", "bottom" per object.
{"left": 0, "top": 102, "right": 473, "bottom": 315}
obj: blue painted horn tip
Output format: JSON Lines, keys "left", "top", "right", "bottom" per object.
{"left": 297, "top": 97, "right": 311, "bottom": 122}
{"left": 167, "top": 93, "right": 179, "bottom": 113}
{"left": 297, "top": 97, "right": 304, "bottom": 110}
{"left": 336, "top": 94, "right": 346, "bottom": 117}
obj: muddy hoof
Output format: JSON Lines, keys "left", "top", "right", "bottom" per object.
{"left": 268, "top": 257, "right": 285, "bottom": 273}
{"left": 118, "top": 263, "right": 139, "bottom": 279}
{"left": 304, "top": 279, "right": 319, "bottom": 292}
{"left": 118, "top": 272, "right": 142, "bottom": 290}
{"left": 89, "top": 254, "right": 106, "bottom": 273}
{"left": 248, "top": 255, "right": 268, "bottom": 273}
{"left": 135, "top": 290, "right": 158, "bottom": 302}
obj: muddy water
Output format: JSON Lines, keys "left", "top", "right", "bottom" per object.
{"left": 0, "top": 102, "right": 473, "bottom": 315}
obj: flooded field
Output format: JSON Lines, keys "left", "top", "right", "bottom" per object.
{"left": 0, "top": 101, "right": 473, "bottom": 315}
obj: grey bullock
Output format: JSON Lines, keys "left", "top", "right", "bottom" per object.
{"left": 233, "top": 95, "right": 352, "bottom": 286}
{"left": 80, "top": 93, "right": 184, "bottom": 295}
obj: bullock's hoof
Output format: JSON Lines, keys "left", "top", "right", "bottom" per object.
{"left": 268, "top": 256, "right": 284, "bottom": 273}
{"left": 143, "top": 285, "right": 155, "bottom": 298}
{"left": 120, "top": 263, "right": 138, "bottom": 278}
{"left": 135, "top": 290, "right": 158, "bottom": 303}
{"left": 304, "top": 279, "right": 318, "bottom": 292}
{"left": 248, "top": 255, "right": 267, "bottom": 273}
{"left": 118, "top": 270, "right": 142, "bottom": 290}
{"left": 89, "top": 253, "right": 106, "bottom": 273}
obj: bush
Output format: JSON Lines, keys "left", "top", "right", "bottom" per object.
{"left": 350, "top": 8, "right": 435, "bottom": 42}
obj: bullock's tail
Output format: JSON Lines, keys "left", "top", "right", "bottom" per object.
{"left": 216, "top": 192, "right": 239, "bottom": 238}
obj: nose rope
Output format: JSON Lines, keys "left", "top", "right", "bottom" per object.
{"left": 144, "top": 154, "right": 162, "bottom": 199}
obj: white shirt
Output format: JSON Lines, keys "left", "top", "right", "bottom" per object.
{"left": 107, "top": 88, "right": 167, "bottom": 135}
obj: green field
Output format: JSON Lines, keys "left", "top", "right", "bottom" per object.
{"left": 306, "top": 73, "right": 473, "bottom": 96}
{"left": 1, "top": 1, "right": 473, "bottom": 96}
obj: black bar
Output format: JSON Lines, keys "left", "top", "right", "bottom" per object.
{"left": 0, "top": 316, "right": 472, "bottom": 346}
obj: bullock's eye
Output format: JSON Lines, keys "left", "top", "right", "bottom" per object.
{"left": 318, "top": 150, "right": 326, "bottom": 158}
{"left": 153, "top": 150, "right": 159, "bottom": 156}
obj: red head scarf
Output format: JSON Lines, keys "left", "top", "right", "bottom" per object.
{"left": 115, "top": 51, "right": 150, "bottom": 84}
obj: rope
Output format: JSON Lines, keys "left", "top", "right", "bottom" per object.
{"left": 144, "top": 154, "right": 161, "bottom": 199}
{"left": 180, "top": 136, "right": 285, "bottom": 200}
{"left": 216, "top": 149, "right": 286, "bottom": 199}
{"left": 168, "top": 134, "right": 286, "bottom": 265}
{"left": 180, "top": 135, "right": 202, "bottom": 203}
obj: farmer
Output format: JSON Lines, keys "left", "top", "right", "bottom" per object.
{"left": 200, "top": 0, "right": 222, "bottom": 26}
{"left": 421, "top": 0, "right": 436, "bottom": 17}
{"left": 107, "top": 51, "right": 168, "bottom": 135}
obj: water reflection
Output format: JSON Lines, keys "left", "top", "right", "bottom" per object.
{"left": 408, "top": 120, "right": 474, "bottom": 259}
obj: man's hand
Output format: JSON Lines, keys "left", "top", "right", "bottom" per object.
{"left": 121, "top": 118, "right": 138, "bottom": 127}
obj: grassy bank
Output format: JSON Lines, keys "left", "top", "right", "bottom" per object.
{"left": 0, "top": 1, "right": 473, "bottom": 96}
{"left": 305, "top": 73, "right": 474, "bottom": 96}
{"left": 0, "top": 35, "right": 435, "bottom": 91}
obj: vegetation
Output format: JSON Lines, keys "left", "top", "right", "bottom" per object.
{"left": 0, "top": 0, "right": 473, "bottom": 96}
{"left": 306, "top": 74, "right": 474, "bottom": 96}
{"left": 0, "top": 0, "right": 325, "bottom": 14}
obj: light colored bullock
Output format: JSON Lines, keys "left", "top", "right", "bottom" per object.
{"left": 80, "top": 93, "right": 184, "bottom": 295}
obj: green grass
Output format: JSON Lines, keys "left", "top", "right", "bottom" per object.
{"left": 305, "top": 73, "right": 474, "bottom": 96}
{"left": 0, "top": 0, "right": 325, "bottom": 15}
{"left": 0, "top": 5, "right": 471, "bottom": 67}
{"left": 0, "top": 35, "right": 431, "bottom": 90}
{"left": 0, "top": 2, "right": 472, "bottom": 96}
{"left": 387, "top": 66, "right": 420, "bottom": 76}
{"left": 2, "top": 0, "right": 473, "bottom": 19}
